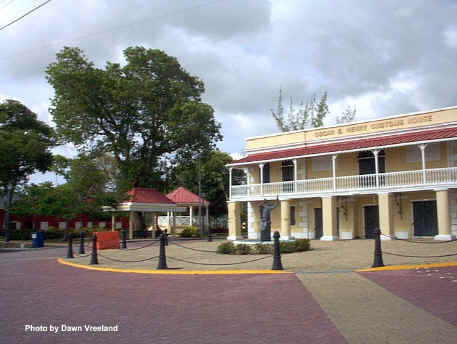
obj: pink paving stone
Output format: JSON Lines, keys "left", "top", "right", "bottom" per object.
{"left": 359, "top": 266, "right": 457, "bottom": 327}
{"left": 1, "top": 252, "right": 346, "bottom": 344}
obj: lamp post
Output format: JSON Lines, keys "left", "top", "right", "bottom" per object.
{"left": 198, "top": 155, "right": 204, "bottom": 238}
{"left": 4, "top": 182, "right": 13, "bottom": 243}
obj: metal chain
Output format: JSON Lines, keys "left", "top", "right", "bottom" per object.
{"left": 383, "top": 250, "right": 457, "bottom": 258}
{"left": 97, "top": 252, "right": 159, "bottom": 263}
{"left": 123, "top": 240, "right": 159, "bottom": 251}
{"left": 166, "top": 255, "right": 271, "bottom": 266}
{"left": 169, "top": 241, "right": 218, "bottom": 253}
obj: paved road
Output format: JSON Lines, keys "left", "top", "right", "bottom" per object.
{"left": 2, "top": 246, "right": 457, "bottom": 344}
{"left": 1, "top": 247, "right": 344, "bottom": 344}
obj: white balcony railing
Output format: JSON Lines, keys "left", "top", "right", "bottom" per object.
{"left": 230, "top": 167, "right": 457, "bottom": 199}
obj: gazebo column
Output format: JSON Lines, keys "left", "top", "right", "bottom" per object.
{"left": 128, "top": 211, "right": 134, "bottom": 239}
{"left": 205, "top": 204, "right": 209, "bottom": 230}
{"left": 189, "top": 206, "right": 194, "bottom": 227}
{"left": 111, "top": 214, "right": 115, "bottom": 232}
{"left": 171, "top": 211, "right": 176, "bottom": 234}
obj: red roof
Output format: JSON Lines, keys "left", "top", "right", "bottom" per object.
{"left": 127, "top": 188, "right": 175, "bottom": 204}
{"left": 233, "top": 126, "right": 457, "bottom": 164}
{"left": 167, "top": 187, "right": 209, "bottom": 205}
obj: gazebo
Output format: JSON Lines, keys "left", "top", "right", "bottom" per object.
{"left": 103, "top": 187, "right": 186, "bottom": 239}
{"left": 165, "top": 187, "right": 210, "bottom": 233}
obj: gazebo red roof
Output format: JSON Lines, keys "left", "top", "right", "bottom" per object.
{"left": 167, "top": 187, "right": 209, "bottom": 205}
{"left": 127, "top": 187, "right": 175, "bottom": 204}
{"left": 231, "top": 126, "right": 457, "bottom": 165}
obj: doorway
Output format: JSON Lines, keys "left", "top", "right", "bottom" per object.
{"left": 314, "top": 208, "right": 323, "bottom": 239}
{"left": 413, "top": 201, "right": 438, "bottom": 236}
{"left": 364, "top": 205, "right": 379, "bottom": 239}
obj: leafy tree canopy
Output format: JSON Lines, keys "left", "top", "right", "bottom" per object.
{"left": 46, "top": 46, "right": 222, "bottom": 192}
{"left": 0, "top": 99, "right": 55, "bottom": 193}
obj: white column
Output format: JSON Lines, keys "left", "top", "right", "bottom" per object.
{"left": 259, "top": 163, "right": 264, "bottom": 195}
{"left": 419, "top": 144, "right": 427, "bottom": 184}
{"left": 111, "top": 214, "right": 115, "bottom": 232}
{"left": 293, "top": 159, "right": 297, "bottom": 192}
{"left": 189, "top": 206, "right": 193, "bottom": 226}
{"left": 229, "top": 167, "right": 233, "bottom": 199}
{"left": 372, "top": 149, "right": 380, "bottom": 188}
{"left": 245, "top": 167, "right": 250, "bottom": 196}
{"left": 205, "top": 205, "right": 209, "bottom": 227}
{"left": 332, "top": 155, "right": 338, "bottom": 191}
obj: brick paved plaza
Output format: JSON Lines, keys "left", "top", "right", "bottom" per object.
{"left": 1, "top": 239, "right": 457, "bottom": 344}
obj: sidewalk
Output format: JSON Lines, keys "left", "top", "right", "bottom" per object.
{"left": 61, "top": 238, "right": 457, "bottom": 272}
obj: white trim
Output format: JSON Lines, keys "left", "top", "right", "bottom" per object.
{"left": 395, "top": 231, "right": 409, "bottom": 239}
{"left": 341, "top": 231, "right": 353, "bottom": 240}
{"left": 320, "top": 235, "right": 338, "bottom": 241}
{"left": 227, "top": 235, "right": 242, "bottom": 241}
{"left": 434, "top": 234, "right": 456, "bottom": 241}
{"left": 227, "top": 136, "right": 457, "bottom": 167}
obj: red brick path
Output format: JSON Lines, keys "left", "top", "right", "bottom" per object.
{"left": 360, "top": 266, "right": 457, "bottom": 326}
{"left": 1, "top": 248, "right": 345, "bottom": 344}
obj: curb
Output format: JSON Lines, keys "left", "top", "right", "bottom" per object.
{"left": 356, "top": 261, "right": 457, "bottom": 272}
{"left": 56, "top": 258, "right": 292, "bottom": 275}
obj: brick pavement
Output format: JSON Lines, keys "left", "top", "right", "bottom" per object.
{"left": 360, "top": 266, "right": 457, "bottom": 327}
{"left": 1, "top": 250, "right": 345, "bottom": 344}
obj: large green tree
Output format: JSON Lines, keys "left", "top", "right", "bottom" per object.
{"left": 46, "top": 46, "right": 222, "bottom": 192}
{"left": 0, "top": 100, "right": 55, "bottom": 238}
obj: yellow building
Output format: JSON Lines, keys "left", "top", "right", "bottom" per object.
{"left": 226, "top": 106, "right": 457, "bottom": 241}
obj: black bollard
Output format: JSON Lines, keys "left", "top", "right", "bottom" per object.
{"left": 164, "top": 229, "right": 168, "bottom": 246}
{"left": 79, "top": 231, "right": 85, "bottom": 255}
{"left": 157, "top": 234, "right": 168, "bottom": 270}
{"left": 120, "top": 229, "right": 127, "bottom": 249}
{"left": 90, "top": 234, "right": 99, "bottom": 265}
{"left": 66, "top": 232, "right": 74, "bottom": 259}
{"left": 208, "top": 227, "right": 212, "bottom": 242}
{"left": 272, "top": 231, "right": 283, "bottom": 270}
{"left": 372, "top": 228, "right": 385, "bottom": 268}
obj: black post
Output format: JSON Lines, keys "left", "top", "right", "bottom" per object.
{"left": 90, "top": 234, "right": 98, "bottom": 265}
{"left": 372, "top": 228, "right": 385, "bottom": 268}
{"left": 4, "top": 185, "right": 12, "bottom": 243}
{"left": 66, "top": 232, "right": 74, "bottom": 259}
{"left": 120, "top": 229, "right": 127, "bottom": 249}
{"left": 157, "top": 233, "right": 168, "bottom": 269}
{"left": 208, "top": 227, "right": 212, "bottom": 242}
{"left": 164, "top": 229, "right": 168, "bottom": 246}
{"left": 79, "top": 231, "right": 85, "bottom": 255}
{"left": 272, "top": 231, "right": 283, "bottom": 270}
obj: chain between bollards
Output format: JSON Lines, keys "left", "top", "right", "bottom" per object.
{"left": 90, "top": 234, "right": 98, "bottom": 265}
{"left": 272, "top": 231, "right": 283, "bottom": 270}
{"left": 157, "top": 233, "right": 168, "bottom": 269}
{"left": 120, "top": 229, "right": 127, "bottom": 249}
{"left": 372, "top": 228, "right": 385, "bottom": 268}
{"left": 79, "top": 231, "right": 85, "bottom": 255}
{"left": 66, "top": 232, "right": 74, "bottom": 259}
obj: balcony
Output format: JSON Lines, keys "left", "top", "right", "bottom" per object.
{"left": 230, "top": 166, "right": 457, "bottom": 200}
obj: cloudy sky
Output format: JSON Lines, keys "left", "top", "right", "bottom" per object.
{"left": 1, "top": 0, "right": 457, "bottom": 183}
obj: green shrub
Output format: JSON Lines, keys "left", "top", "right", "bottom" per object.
{"left": 217, "top": 241, "right": 235, "bottom": 254}
{"left": 180, "top": 226, "right": 200, "bottom": 238}
{"left": 254, "top": 243, "right": 273, "bottom": 254}
{"left": 294, "top": 239, "right": 310, "bottom": 252}
{"left": 235, "top": 244, "right": 252, "bottom": 255}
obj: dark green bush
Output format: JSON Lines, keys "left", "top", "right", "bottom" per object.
{"left": 180, "top": 226, "right": 200, "bottom": 238}
{"left": 235, "top": 244, "right": 252, "bottom": 255}
{"left": 45, "top": 227, "right": 65, "bottom": 240}
{"left": 217, "top": 241, "right": 235, "bottom": 254}
{"left": 254, "top": 243, "right": 273, "bottom": 254}
{"left": 294, "top": 239, "right": 310, "bottom": 251}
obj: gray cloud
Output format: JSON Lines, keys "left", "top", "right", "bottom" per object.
{"left": 1, "top": 0, "right": 457, "bottom": 164}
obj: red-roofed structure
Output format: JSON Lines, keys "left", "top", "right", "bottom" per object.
{"left": 128, "top": 187, "right": 175, "bottom": 204}
{"left": 167, "top": 187, "right": 209, "bottom": 206}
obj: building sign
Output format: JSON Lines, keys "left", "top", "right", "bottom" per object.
{"left": 312, "top": 114, "right": 434, "bottom": 140}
